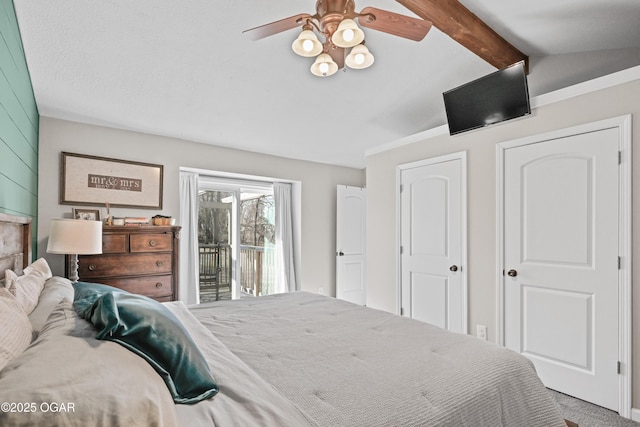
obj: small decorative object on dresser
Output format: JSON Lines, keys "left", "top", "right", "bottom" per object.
{"left": 152, "top": 215, "right": 174, "bottom": 226}
{"left": 73, "top": 208, "right": 101, "bottom": 221}
{"left": 68, "top": 225, "right": 180, "bottom": 302}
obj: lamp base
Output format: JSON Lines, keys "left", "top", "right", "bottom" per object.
{"left": 67, "top": 253, "right": 79, "bottom": 283}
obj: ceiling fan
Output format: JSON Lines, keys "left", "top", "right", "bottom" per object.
{"left": 243, "top": 0, "right": 432, "bottom": 77}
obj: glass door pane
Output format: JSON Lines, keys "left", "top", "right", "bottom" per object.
{"left": 198, "top": 190, "right": 232, "bottom": 302}
{"left": 239, "top": 192, "right": 275, "bottom": 296}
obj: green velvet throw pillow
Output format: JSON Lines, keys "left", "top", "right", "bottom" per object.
{"left": 73, "top": 281, "right": 127, "bottom": 313}
{"left": 73, "top": 282, "right": 219, "bottom": 404}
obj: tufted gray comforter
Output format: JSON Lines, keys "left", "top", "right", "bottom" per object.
{"left": 181, "top": 291, "right": 566, "bottom": 427}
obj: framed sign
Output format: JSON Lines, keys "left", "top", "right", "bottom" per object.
{"left": 60, "top": 152, "right": 163, "bottom": 209}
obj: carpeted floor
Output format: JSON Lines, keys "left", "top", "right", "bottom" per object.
{"left": 550, "top": 390, "right": 640, "bottom": 427}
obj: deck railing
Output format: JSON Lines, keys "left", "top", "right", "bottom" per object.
{"left": 198, "top": 244, "right": 231, "bottom": 301}
{"left": 198, "top": 244, "right": 274, "bottom": 299}
{"left": 239, "top": 245, "right": 275, "bottom": 296}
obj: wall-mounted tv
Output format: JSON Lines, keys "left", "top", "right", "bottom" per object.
{"left": 443, "top": 61, "right": 530, "bottom": 135}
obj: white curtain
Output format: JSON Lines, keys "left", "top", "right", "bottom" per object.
{"left": 274, "top": 182, "right": 297, "bottom": 292}
{"left": 179, "top": 171, "right": 200, "bottom": 304}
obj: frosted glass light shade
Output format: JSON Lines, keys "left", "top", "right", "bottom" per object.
{"left": 345, "top": 44, "right": 374, "bottom": 69}
{"left": 310, "top": 53, "right": 338, "bottom": 77}
{"left": 47, "top": 219, "right": 103, "bottom": 255}
{"left": 331, "top": 19, "right": 364, "bottom": 48}
{"left": 292, "top": 30, "right": 323, "bottom": 57}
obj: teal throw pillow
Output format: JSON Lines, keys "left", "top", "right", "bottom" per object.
{"left": 73, "top": 281, "right": 127, "bottom": 313}
{"left": 73, "top": 282, "right": 218, "bottom": 404}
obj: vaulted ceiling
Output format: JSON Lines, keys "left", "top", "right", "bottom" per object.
{"left": 13, "top": 0, "right": 640, "bottom": 168}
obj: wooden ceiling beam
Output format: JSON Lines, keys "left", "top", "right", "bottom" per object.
{"left": 397, "top": 0, "right": 529, "bottom": 73}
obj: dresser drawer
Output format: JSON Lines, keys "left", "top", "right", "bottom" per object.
{"left": 70, "top": 225, "right": 180, "bottom": 302}
{"left": 130, "top": 233, "right": 173, "bottom": 252}
{"left": 99, "top": 275, "right": 173, "bottom": 299}
{"left": 102, "top": 233, "right": 128, "bottom": 253}
{"left": 78, "top": 253, "right": 173, "bottom": 278}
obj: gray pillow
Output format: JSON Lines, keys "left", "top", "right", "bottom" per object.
{"left": 0, "top": 299, "right": 179, "bottom": 426}
{"left": 28, "top": 276, "right": 74, "bottom": 336}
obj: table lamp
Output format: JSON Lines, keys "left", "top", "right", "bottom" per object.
{"left": 46, "top": 218, "right": 103, "bottom": 282}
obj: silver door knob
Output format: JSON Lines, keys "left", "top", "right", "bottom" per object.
{"left": 507, "top": 269, "right": 518, "bottom": 277}
{"left": 449, "top": 265, "right": 458, "bottom": 272}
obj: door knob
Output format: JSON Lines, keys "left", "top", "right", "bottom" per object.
{"left": 338, "top": 251, "right": 344, "bottom": 256}
{"left": 449, "top": 265, "right": 458, "bottom": 272}
{"left": 507, "top": 269, "right": 518, "bottom": 277}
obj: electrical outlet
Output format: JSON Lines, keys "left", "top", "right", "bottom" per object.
{"left": 476, "top": 325, "right": 488, "bottom": 340}
{"left": 318, "top": 287, "right": 324, "bottom": 295}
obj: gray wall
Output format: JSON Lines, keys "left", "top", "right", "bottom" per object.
{"left": 528, "top": 48, "right": 640, "bottom": 97}
{"left": 365, "top": 71, "right": 640, "bottom": 407}
{"left": 0, "top": 0, "right": 39, "bottom": 253}
{"left": 37, "top": 117, "right": 365, "bottom": 296}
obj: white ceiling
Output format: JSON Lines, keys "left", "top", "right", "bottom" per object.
{"left": 13, "top": 0, "right": 640, "bottom": 168}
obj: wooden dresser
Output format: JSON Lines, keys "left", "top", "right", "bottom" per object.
{"left": 73, "top": 225, "right": 181, "bottom": 302}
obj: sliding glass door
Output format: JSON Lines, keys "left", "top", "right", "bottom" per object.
{"left": 197, "top": 180, "right": 275, "bottom": 302}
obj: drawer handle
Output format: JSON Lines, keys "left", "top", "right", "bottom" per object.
{"left": 156, "top": 260, "right": 164, "bottom": 267}
{"left": 149, "top": 240, "right": 157, "bottom": 247}
{"left": 88, "top": 264, "right": 96, "bottom": 271}
{"left": 155, "top": 282, "right": 163, "bottom": 288}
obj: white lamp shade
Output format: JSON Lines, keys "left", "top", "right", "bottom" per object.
{"left": 345, "top": 44, "right": 374, "bottom": 69}
{"left": 292, "top": 30, "right": 323, "bottom": 57}
{"left": 310, "top": 53, "right": 338, "bottom": 77}
{"left": 47, "top": 219, "right": 103, "bottom": 255}
{"left": 331, "top": 19, "right": 364, "bottom": 48}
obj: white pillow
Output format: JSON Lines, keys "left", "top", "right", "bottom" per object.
{"left": 4, "top": 258, "right": 53, "bottom": 314}
{"left": 0, "top": 288, "right": 33, "bottom": 371}
{"left": 24, "top": 257, "right": 53, "bottom": 278}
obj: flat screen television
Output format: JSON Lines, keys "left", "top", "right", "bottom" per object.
{"left": 443, "top": 61, "right": 530, "bottom": 135}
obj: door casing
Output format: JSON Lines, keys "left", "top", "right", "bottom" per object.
{"left": 496, "top": 115, "right": 632, "bottom": 417}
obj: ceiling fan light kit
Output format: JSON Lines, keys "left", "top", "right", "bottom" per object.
{"left": 244, "top": 0, "right": 432, "bottom": 78}
{"left": 293, "top": 16, "right": 372, "bottom": 76}
{"left": 345, "top": 43, "right": 374, "bottom": 69}
{"left": 331, "top": 18, "right": 365, "bottom": 47}
{"left": 292, "top": 29, "right": 324, "bottom": 57}
{"left": 311, "top": 53, "right": 339, "bottom": 77}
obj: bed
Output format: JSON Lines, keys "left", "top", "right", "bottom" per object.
{"left": 0, "top": 214, "right": 569, "bottom": 426}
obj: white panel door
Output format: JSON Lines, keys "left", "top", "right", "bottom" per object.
{"left": 400, "top": 155, "right": 466, "bottom": 333}
{"left": 336, "top": 185, "right": 366, "bottom": 305}
{"left": 503, "top": 128, "right": 619, "bottom": 411}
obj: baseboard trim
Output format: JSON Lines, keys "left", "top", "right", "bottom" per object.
{"left": 631, "top": 408, "right": 640, "bottom": 421}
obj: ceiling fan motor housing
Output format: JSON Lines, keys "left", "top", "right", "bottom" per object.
{"left": 315, "top": 0, "right": 356, "bottom": 18}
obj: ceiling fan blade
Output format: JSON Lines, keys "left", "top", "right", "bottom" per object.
{"left": 358, "top": 7, "right": 431, "bottom": 41}
{"left": 243, "top": 13, "right": 314, "bottom": 41}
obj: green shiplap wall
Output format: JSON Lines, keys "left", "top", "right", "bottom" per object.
{"left": 0, "top": 0, "right": 39, "bottom": 255}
